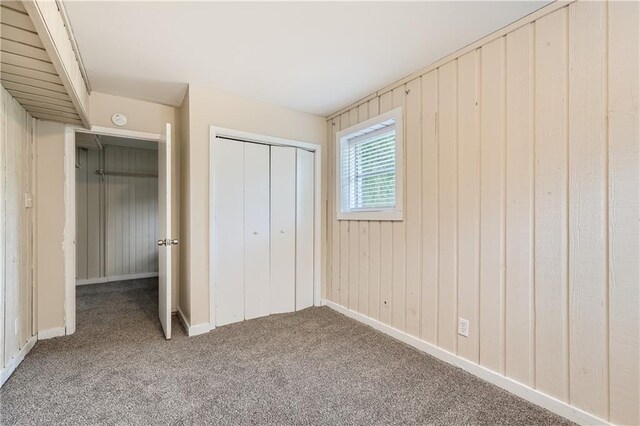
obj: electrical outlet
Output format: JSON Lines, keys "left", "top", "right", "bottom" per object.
{"left": 458, "top": 318, "right": 469, "bottom": 337}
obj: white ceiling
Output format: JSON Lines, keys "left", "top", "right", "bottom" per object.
{"left": 64, "top": 1, "right": 549, "bottom": 116}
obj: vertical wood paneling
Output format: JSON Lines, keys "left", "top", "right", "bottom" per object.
{"left": 437, "top": 60, "right": 457, "bottom": 352}
{"left": 102, "top": 146, "right": 158, "bottom": 279}
{"left": 4, "top": 93, "right": 20, "bottom": 363}
{"left": 457, "top": 50, "right": 480, "bottom": 362}
{"left": 420, "top": 70, "right": 439, "bottom": 344}
{"left": 608, "top": 2, "right": 640, "bottom": 424}
{"left": 505, "top": 24, "right": 535, "bottom": 385}
{"left": 86, "top": 149, "right": 101, "bottom": 278}
{"left": 357, "top": 103, "right": 370, "bottom": 316}
{"left": 533, "top": 7, "right": 569, "bottom": 402}
{"left": 1, "top": 88, "right": 5, "bottom": 368}
{"left": 1, "top": 86, "right": 35, "bottom": 367}
{"left": 106, "top": 148, "right": 116, "bottom": 276}
{"left": 128, "top": 150, "right": 136, "bottom": 275}
{"left": 404, "top": 77, "right": 422, "bottom": 338}
{"left": 391, "top": 87, "right": 406, "bottom": 331}
{"left": 568, "top": 2, "right": 608, "bottom": 418}
{"left": 378, "top": 91, "right": 394, "bottom": 325}
{"left": 329, "top": 115, "right": 341, "bottom": 303}
{"left": 76, "top": 149, "right": 88, "bottom": 279}
{"left": 339, "top": 112, "right": 350, "bottom": 309}
{"left": 348, "top": 108, "right": 360, "bottom": 312}
{"left": 479, "top": 37, "right": 506, "bottom": 373}
{"left": 20, "top": 112, "right": 33, "bottom": 345}
{"left": 367, "top": 98, "right": 381, "bottom": 321}
{"left": 135, "top": 150, "right": 144, "bottom": 274}
{"left": 324, "top": 2, "right": 638, "bottom": 422}
{"left": 123, "top": 151, "right": 131, "bottom": 275}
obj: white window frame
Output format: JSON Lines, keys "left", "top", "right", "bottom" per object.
{"left": 335, "top": 107, "right": 404, "bottom": 221}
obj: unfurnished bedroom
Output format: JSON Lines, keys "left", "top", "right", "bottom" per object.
{"left": 0, "top": 1, "right": 638, "bottom": 425}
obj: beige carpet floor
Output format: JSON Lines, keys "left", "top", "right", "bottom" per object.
{"left": 0, "top": 279, "right": 573, "bottom": 425}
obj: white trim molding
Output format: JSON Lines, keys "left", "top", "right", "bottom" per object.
{"left": 81, "top": 126, "right": 161, "bottom": 142}
{"left": 64, "top": 127, "right": 76, "bottom": 335}
{"left": 323, "top": 300, "right": 608, "bottom": 426}
{"left": 177, "top": 307, "right": 212, "bottom": 337}
{"left": 64, "top": 125, "right": 163, "bottom": 335}
{"left": 76, "top": 272, "right": 159, "bottom": 286}
{"left": 0, "top": 335, "right": 37, "bottom": 387}
{"left": 37, "top": 326, "right": 66, "bottom": 340}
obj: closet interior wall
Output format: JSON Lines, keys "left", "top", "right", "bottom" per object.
{"left": 75, "top": 143, "right": 159, "bottom": 284}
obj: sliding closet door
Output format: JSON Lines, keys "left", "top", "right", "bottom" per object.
{"left": 244, "top": 143, "right": 270, "bottom": 320}
{"left": 296, "top": 149, "right": 314, "bottom": 310}
{"left": 270, "top": 146, "right": 296, "bottom": 314}
{"left": 213, "top": 138, "right": 245, "bottom": 326}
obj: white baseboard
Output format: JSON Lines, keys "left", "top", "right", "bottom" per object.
{"left": 323, "top": 300, "right": 607, "bottom": 426}
{"left": 37, "top": 326, "right": 66, "bottom": 340}
{"left": 177, "top": 307, "right": 211, "bottom": 337}
{"left": 76, "top": 272, "right": 159, "bottom": 286}
{"left": 0, "top": 335, "right": 37, "bottom": 387}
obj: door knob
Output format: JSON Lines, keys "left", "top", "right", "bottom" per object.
{"left": 157, "top": 239, "right": 166, "bottom": 246}
{"left": 170, "top": 239, "right": 179, "bottom": 245}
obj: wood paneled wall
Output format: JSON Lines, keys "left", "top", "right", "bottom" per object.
{"left": 325, "top": 2, "right": 639, "bottom": 424}
{"left": 104, "top": 146, "right": 158, "bottom": 279}
{"left": 76, "top": 146, "right": 158, "bottom": 282}
{"left": 75, "top": 148, "right": 102, "bottom": 281}
{"left": 1, "top": 85, "right": 35, "bottom": 369}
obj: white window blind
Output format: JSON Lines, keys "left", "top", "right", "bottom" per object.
{"left": 341, "top": 126, "right": 396, "bottom": 210}
{"left": 336, "top": 107, "right": 404, "bottom": 221}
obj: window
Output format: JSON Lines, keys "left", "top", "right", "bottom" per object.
{"left": 336, "top": 107, "right": 403, "bottom": 221}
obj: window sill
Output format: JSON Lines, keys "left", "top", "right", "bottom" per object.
{"left": 337, "top": 210, "right": 404, "bottom": 221}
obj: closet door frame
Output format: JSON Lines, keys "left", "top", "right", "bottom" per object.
{"left": 209, "top": 126, "right": 322, "bottom": 330}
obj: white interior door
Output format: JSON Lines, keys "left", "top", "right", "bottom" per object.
{"left": 244, "top": 143, "right": 270, "bottom": 320}
{"left": 213, "top": 138, "right": 245, "bottom": 326}
{"left": 296, "top": 149, "right": 314, "bottom": 310}
{"left": 157, "top": 123, "right": 172, "bottom": 339}
{"left": 270, "top": 146, "right": 296, "bottom": 314}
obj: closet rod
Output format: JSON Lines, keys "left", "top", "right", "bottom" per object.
{"left": 95, "top": 169, "right": 158, "bottom": 178}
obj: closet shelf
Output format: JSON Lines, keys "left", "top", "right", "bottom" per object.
{"left": 95, "top": 169, "right": 158, "bottom": 178}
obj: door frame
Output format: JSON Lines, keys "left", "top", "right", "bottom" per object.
{"left": 209, "top": 126, "right": 322, "bottom": 330}
{"left": 63, "top": 125, "right": 160, "bottom": 335}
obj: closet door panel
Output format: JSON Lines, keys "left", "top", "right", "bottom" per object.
{"left": 270, "top": 146, "right": 296, "bottom": 314}
{"left": 213, "top": 138, "right": 245, "bottom": 326}
{"left": 296, "top": 149, "right": 314, "bottom": 310}
{"left": 244, "top": 143, "right": 271, "bottom": 320}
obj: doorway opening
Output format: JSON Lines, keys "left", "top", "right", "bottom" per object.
{"left": 64, "top": 124, "right": 174, "bottom": 340}
{"left": 74, "top": 131, "right": 159, "bottom": 333}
